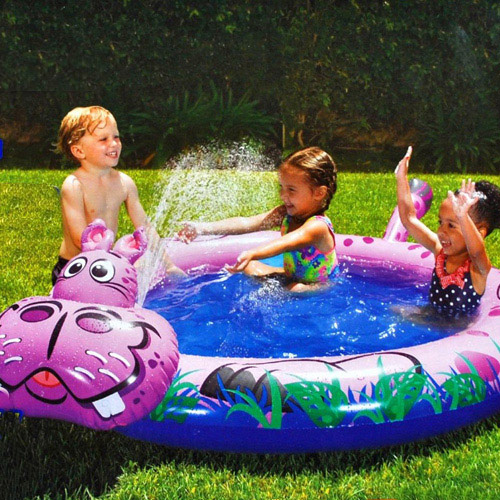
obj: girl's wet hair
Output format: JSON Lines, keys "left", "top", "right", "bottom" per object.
{"left": 280, "top": 147, "right": 337, "bottom": 210}
{"left": 472, "top": 181, "right": 500, "bottom": 235}
{"left": 455, "top": 180, "right": 500, "bottom": 235}
{"left": 57, "top": 106, "right": 115, "bottom": 163}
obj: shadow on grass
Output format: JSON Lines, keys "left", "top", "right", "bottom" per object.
{"left": 1, "top": 413, "right": 500, "bottom": 499}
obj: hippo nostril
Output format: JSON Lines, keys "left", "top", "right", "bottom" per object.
{"left": 21, "top": 305, "right": 54, "bottom": 323}
{"left": 76, "top": 313, "right": 113, "bottom": 333}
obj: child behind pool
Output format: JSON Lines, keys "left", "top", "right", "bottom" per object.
{"left": 396, "top": 146, "right": 500, "bottom": 317}
{"left": 178, "top": 147, "right": 338, "bottom": 292}
{"left": 53, "top": 105, "right": 182, "bottom": 285}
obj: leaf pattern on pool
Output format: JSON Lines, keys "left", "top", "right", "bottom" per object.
{"left": 284, "top": 365, "right": 348, "bottom": 428}
{"left": 441, "top": 354, "right": 487, "bottom": 410}
{"left": 226, "top": 370, "right": 283, "bottom": 429}
{"left": 353, "top": 359, "right": 443, "bottom": 424}
{"left": 148, "top": 348, "right": 497, "bottom": 429}
{"left": 149, "top": 370, "right": 202, "bottom": 423}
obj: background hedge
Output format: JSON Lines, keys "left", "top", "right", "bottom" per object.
{"left": 1, "top": 0, "right": 500, "bottom": 171}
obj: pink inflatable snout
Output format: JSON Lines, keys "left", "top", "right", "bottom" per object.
{"left": 0, "top": 219, "right": 179, "bottom": 431}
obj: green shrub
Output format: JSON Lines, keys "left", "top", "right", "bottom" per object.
{"left": 126, "top": 85, "right": 276, "bottom": 166}
{"left": 417, "top": 106, "right": 500, "bottom": 173}
{"left": 3, "top": 1, "right": 500, "bottom": 171}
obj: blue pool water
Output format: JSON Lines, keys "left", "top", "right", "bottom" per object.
{"left": 145, "top": 259, "right": 463, "bottom": 358}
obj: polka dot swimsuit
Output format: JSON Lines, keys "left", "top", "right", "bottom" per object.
{"left": 429, "top": 253, "right": 482, "bottom": 317}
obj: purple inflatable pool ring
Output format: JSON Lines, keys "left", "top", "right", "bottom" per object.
{"left": 118, "top": 181, "right": 500, "bottom": 453}
{"left": 2, "top": 182, "right": 500, "bottom": 453}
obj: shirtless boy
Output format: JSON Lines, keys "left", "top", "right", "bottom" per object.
{"left": 52, "top": 105, "right": 181, "bottom": 284}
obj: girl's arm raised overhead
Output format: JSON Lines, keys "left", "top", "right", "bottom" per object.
{"left": 177, "top": 205, "right": 287, "bottom": 243}
{"left": 395, "top": 147, "right": 441, "bottom": 255}
{"left": 450, "top": 180, "right": 491, "bottom": 277}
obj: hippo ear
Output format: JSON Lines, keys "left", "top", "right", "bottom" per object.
{"left": 113, "top": 227, "right": 147, "bottom": 264}
{"left": 81, "top": 219, "right": 115, "bottom": 252}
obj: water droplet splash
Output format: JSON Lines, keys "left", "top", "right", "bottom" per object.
{"left": 137, "top": 141, "right": 278, "bottom": 304}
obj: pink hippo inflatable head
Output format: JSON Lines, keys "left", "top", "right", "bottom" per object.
{"left": 0, "top": 220, "right": 179, "bottom": 430}
{"left": 52, "top": 219, "right": 147, "bottom": 308}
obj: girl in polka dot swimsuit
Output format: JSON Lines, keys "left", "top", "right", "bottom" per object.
{"left": 396, "top": 147, "right": 500, "bottom": 317}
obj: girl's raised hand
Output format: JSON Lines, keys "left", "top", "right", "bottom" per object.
{"left": 394, "top": 146, "right": 413, "bottom": 178}
{"left": 460, "top": 178, "right": 476, "bottom": 198}
{"left": 448, "top": 179, "right": 479, "bottom": 219}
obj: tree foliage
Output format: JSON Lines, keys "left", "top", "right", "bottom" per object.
{"left": 1, "top": 0, "right": 500, "bottom": 170}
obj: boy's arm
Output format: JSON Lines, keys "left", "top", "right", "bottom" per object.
{"left": 395, "top": 147, "right": 441, "bottom": 255}
{"left": 177, "top": 205, "right": 287, "bottom": 243}
{"left": 227, "top": 217, "right": 327, "bottom": 273}
{"left": 122, "top": 173, "right": 149, "bottom": 228}
{"left": 122, "top": 173, "right": 185, "bottom": 276}
{"left": 60, "top": 176, "right": 88, "bottom": 251}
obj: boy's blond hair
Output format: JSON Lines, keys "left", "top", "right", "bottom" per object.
{"left": 57, "top": 106, "right": 115, "bottom": 163}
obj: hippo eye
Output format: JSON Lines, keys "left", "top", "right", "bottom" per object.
{"left": 21, "top": 305, "right": 54, "bottom": 323}
{"left": 90, "top": 260, "right": 115, "bottom": 283}
{"left": 64, "top": 257, "right": 87, "bottom": 278}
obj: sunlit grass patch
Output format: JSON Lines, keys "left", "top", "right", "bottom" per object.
{"left": 1, "top": 168, "right": 500, "bottom": 499}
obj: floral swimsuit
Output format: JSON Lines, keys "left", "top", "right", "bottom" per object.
{"left": 281, "top": 215, "right": 338, "bottom": 283}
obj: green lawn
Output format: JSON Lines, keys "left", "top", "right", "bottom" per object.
{"left": 1, "top": 168, "right": 500, "bottom": 500}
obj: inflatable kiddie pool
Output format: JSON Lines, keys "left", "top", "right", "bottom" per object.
{"left": 117, "top": 180, "right": 500, "bottom": 453}
{"left": 118, "top": 231, "right": 500, "bottom": 453}
{"left": 1, "top": 182, "right": 499, "bottom": 453}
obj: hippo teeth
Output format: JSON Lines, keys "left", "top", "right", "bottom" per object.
{"left": 92, "top": 392, "right": 125, "bottom": 418}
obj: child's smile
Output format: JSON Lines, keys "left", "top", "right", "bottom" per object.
{"left": 437, "top": 198, "right": 467, "bottom": 258}
{"left": 278, "top": 166, "right": 325, "bottom": 219}
{"left": 75, "top": 119, "right": 122, "bottom": 169}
